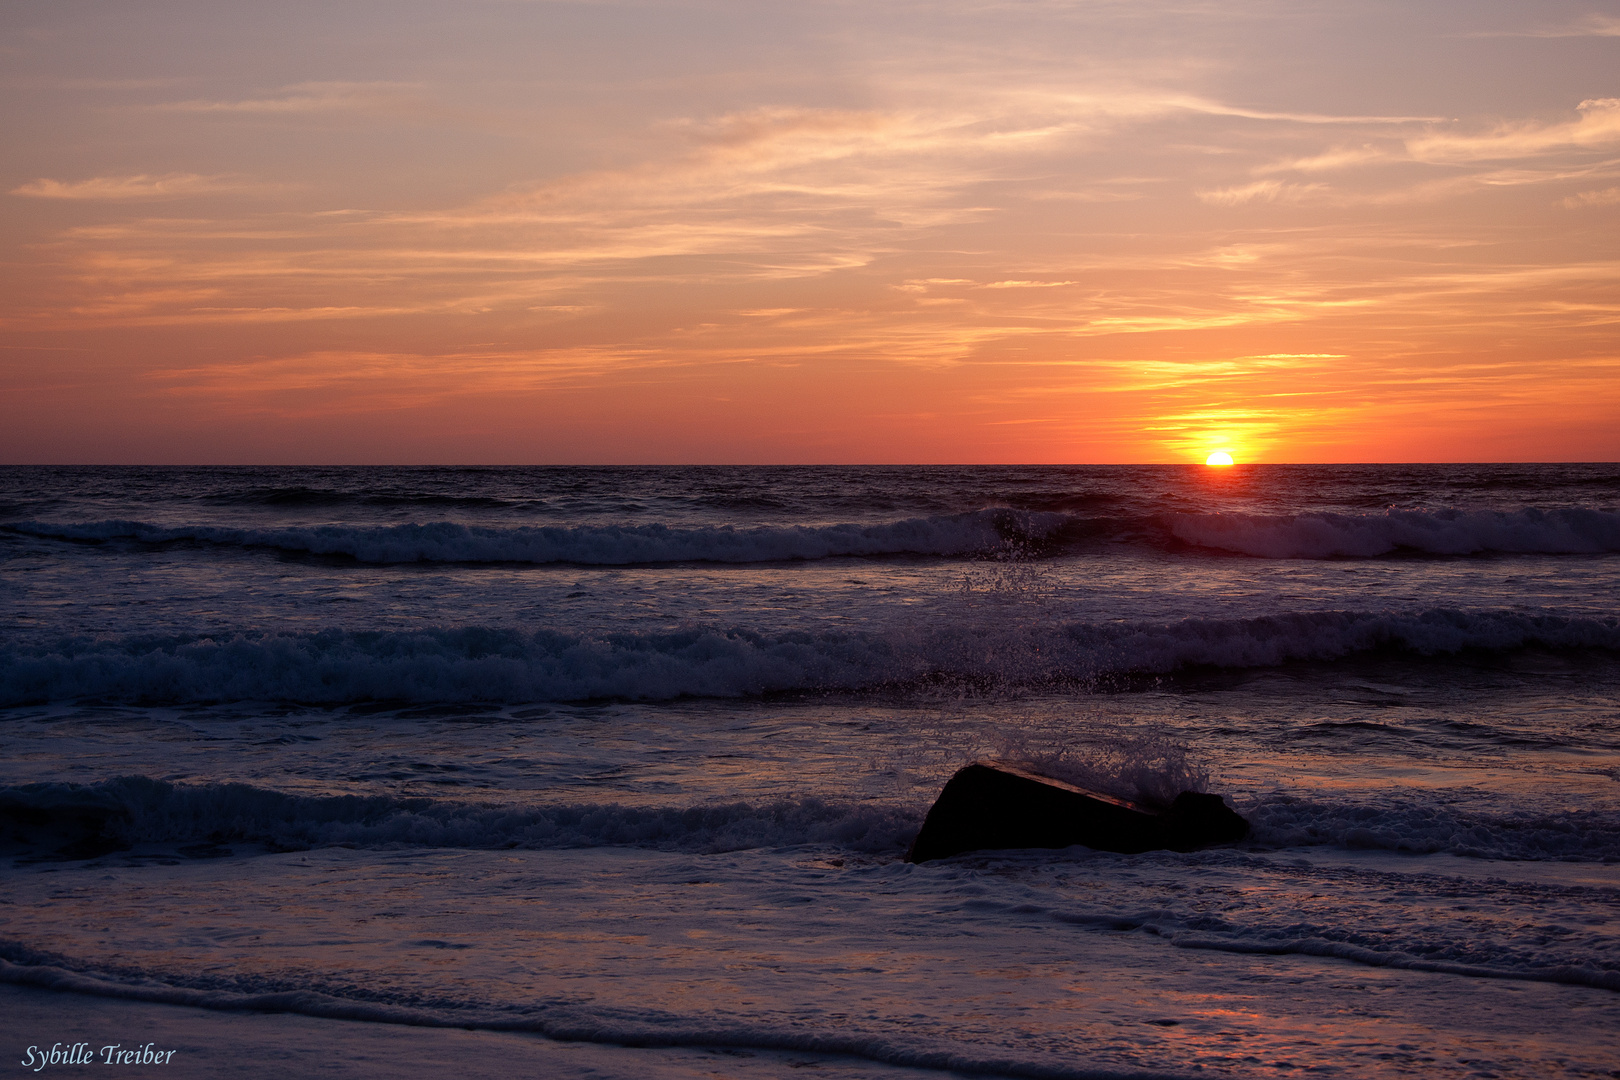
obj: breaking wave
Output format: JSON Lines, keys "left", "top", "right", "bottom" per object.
{"left": 0, "top": 777, "right": 918, "bottom": 858}
{"left": 7, "top": 775, "right": 1617, "bottom": 865}
{"left": 1167, "top": 506, "right": 1620, "bottom": 558}
{"left": 7, "top": 505, "right": 1619, "bottom": 565}
{"left": 2, "top": 510, "right": 1056, "bottom": 565}
{"left": 3, "top": 609, "right": 1617, "bottom": 706}
{"left": 1244, "top": 794, "right": 1620, "bottom": 862}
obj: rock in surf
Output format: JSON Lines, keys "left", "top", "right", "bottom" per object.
{"left": 906, "top": 759, "right": 1248, "bottom": 863}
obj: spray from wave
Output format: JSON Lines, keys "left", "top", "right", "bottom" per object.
{"left": 989, "top": 723, "right": 1211, "bottom": 809}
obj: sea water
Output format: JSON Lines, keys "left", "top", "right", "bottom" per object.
{"left": 2, "top": 465, "right": 1618, "bottom": 1078}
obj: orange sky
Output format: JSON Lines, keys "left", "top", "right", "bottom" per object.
{"left": 3, "top": 0, "right": 1618, "bottom": 463}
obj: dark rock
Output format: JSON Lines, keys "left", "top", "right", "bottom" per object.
{"left": 905, "top": 759, "right": 1248, "bottom": 863}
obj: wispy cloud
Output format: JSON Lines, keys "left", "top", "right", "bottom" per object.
{"left": 1196, "top": 179, "right": 1327, "bottom": 205}
{"left": 159, "top": 81, "right": 424, "bottom": 116}
{"left": 1407, "top": 98, "right": 1620, "bottom": 163}
{"left": 369, "top": 103, "right": 1069, "bottom": 272}
{"left": 11, "top": 91, "right": 1620, "bottom": 414}
{"left": 1257, "top": 145, "right": 1391, "bottom": 174}
{"left": 1570, "top": 13, "right": 1620, "bottom": 35}
{"left": 10, "top": 173, "right": 253, "bottom": 200}
{"left": 10, "top": 77, "right": 187, "bottom": 91}
{"left": 1171, "top": 98, "right": 1443, "bottom": 125}
{"left": 1472, "top": 14, "right": 1620, "bottom": 38}
{"left": 145, "top": 346, "right": 657, "bottom": 416}
{"left": 1563, "top": 185, "right": 1620, "bottom": 208}
{"left": 1224, "top": 98, "right": 1620, "bottom": 209}
{"left": 1250, "top": 101, "right": 1620, "bottom": 186}
{"left": 6, "top": 0, "right": 1620, "bottom": 461}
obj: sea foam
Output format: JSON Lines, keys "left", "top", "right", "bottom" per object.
{"left": 3, "top": 609, "right": 1615, "bottom": 706}
{"left": 3, "top": 511, "right": 1051, "bottom": 565}
{"left": 8, "top": 504, "right": 1618, "bottom": 565}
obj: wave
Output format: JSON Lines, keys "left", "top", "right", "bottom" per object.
{"left": 1168, "top": 934, "right": 1620, "bottom": 993}
{"left": 1244, "top": 794, "right": 1620, "bottom": 862}
{"left": 228, "top": 486, "right": 526, "bottom": 511}
{"left": 981, "top": 863, "right": 1620, "bottom": 992}
{"left": 0, "top": 777, "right": 918, "bottom": 859}
{"left": 1166, "top": 506, "right": 1620, "bottom": 558}
{"left": 2, "top": 510, "right": 1056, "bottom": 565}
{"left": 0, "top": 956, "right": 1193, "bottom": 1080}
{"left": 1037, "top": 882, "right": 1620, "bottom": 993}
{"left": 3, "top": 609, "right": 1616, "bottom": 706}
{"left": 8, "top": 772, "right": 1616, "bottom": 868}
{"left": 8, "top": 505, "right": 1619, "bottom": 564}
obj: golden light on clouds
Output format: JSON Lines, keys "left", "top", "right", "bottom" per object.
{"left": 2, "top": 1, "right": 1617, "bottom": 463}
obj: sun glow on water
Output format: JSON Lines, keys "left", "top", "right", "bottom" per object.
{"left": 1205, "top": 451, "right": 1235, "bottom": 467}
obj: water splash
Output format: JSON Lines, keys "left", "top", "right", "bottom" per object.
{"left": 991, "top": 721, "right": 1211, "bottom": 809}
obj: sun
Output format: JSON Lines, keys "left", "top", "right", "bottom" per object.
{"left": 1205, "top": 451, "right": 1235, "bottom": 467}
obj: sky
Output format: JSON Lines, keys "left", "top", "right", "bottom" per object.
{"left": 2, "top": 0, "right": 1618, "bottom": 464}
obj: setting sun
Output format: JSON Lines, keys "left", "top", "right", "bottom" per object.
{"left": 1206, "top": 451, "right": 1235, "bottom": 467}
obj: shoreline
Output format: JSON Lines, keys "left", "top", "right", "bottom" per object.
{"left": 1, "top": 985, "right": 936, "bottom": 1080}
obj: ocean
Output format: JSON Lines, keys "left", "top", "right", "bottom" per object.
{"left": 2, "top": 464, "right": 1618, "bottom": 1078}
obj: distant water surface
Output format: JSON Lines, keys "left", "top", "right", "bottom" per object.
{"left": 3, "top": 464, "right": 1618, "bottom": 1079}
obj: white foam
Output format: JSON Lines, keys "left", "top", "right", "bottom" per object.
{"left": 12, "top": 505, "right": 1620, "bottom": 565}
{"left": 6, "top": 511, "right": 1059, "bottom": 565}
{"left": 4, "top": 609, "right": 1616, "bottom": 706}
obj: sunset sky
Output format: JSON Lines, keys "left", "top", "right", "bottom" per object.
{"left": 3, "top": 0, "right": 1618, "bottom": 464}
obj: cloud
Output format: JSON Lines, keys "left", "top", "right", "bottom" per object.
{"left": 1564, "top": 185, "right": 1620, "bottom": 208}
{"left": 372, "top": 103, "right": 1062, "bottom": 272}
{"left": 1173, "top": 99, "right": 1443, "bottom": 125}
{"left": 1474, "top": 14, "right": 1620, "bottom": 38}
{"left": 1570, "top": 13, "right": 1620, "bottom": 35}
{"left": 145, "top": 346, "right": 651, "bottom": 416}
{"left": 1251, "top": 101, "right": 1620, "bottom": 187}
{"left": 422, "top": 91, "right": 1436, "bottom": 260}
{"left": 1259, "top": 145, "right": 1392, "bottom": 174}
{"left": 1231, "top": 99, "right": 1620, "bottom": 207}
{"left": 1196, "top": 179, "right": 1327, "bottom": 205}
{"left": 159, "top": 81, "right": 423, "bottom": 115}
{"left": 1407, "top": 98, "right": 1620, "bottom": 163}
{"left": 14, "top": 87, "right": 1620, "bottom": 349}
{"left": 10, "top": 173, "right": 249, "bottom": 200}
{"left": 13, "top": 77, "right": 186, "bottom": 91}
